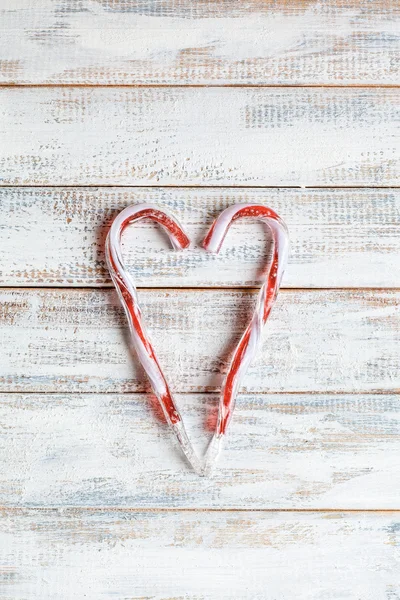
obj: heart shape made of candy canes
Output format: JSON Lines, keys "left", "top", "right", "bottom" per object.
{"left": 106, "top": 203, "right": 289, "bottom": 476}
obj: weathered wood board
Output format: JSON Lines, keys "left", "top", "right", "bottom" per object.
{"left": 1, "top": 0, "right": 399, "bottom": 593}
{"left": 0, "top": 393, "right": 398, "bottom": 509}
{"left": 2, "top": 187, "right": 400, "bottom": 288}
{"left": 0, "top": 288, "right": 399, "bottom": 393}
{"left": 1, "top": 87, "right": 399, "bottom": 186}
{"left": 1, "top": 509, "right": 399, "bottom": 599}
{"left": 1, "top": 0, "right": 399, "bottom": 85}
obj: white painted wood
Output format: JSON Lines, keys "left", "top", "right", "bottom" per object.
{"left": 0, "top": 393, "right": 398, "bottom": 508}
{"left": 2, "top": 187, "right": 400, "bottom": 288}
{"left": 1, "top": 0, "right": 399, "bottom": 591}
{"left": 1, "top": 509, "right": 399, "bottom": 599}
{"left": 1, "top": 87, "right": 399, "bottom": 186}
{"left": 1, "top": 0, "right": 399, "bottom": 84}
{"left": 0, "top": 288, "right": 399, "bottom": 393}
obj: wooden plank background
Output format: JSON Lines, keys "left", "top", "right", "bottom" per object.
{"left": 1, "top": 288, "right": 399, "bottom": 393}
{"left": 1, "top": 0, "right": 399, "bottom": 85}
{"left": 1, "top": 87, "right": 399, "bottom": 186}
{"left": 0, "top": 393, "right": 398, "bottom": 509}
{"left": 1, "top": 187, "right": 400, "bottom": 288}
{"left": 1, "top": 510, "right": 398, "bottom": 599}
{"left": 0, "top": 1, "right": 399, "bottom": 597}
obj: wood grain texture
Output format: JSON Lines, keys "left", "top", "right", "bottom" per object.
{"left": 1, "top": 288, "right": 399, "bottom": 394}
{"left": 1, "top": 509, "right": 399, "bottom": 599}
{"left": 1, "top": 0, "right": 400, "bottom": 85}
{"left": 0, "top": 393, "right": 398, "bottom": 508}
{"left": 2, "top": 0, "right": 399, "bottom": 591}
{"left": 2, "top": 187, "right": 400, "bottom": 288}
{"left": 1, "top": 87, "right": 399, "bottom": 186}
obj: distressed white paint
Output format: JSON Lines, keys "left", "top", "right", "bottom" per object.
{"left": 1, "top": 0, "right": 399, "bottom": 84}
{"left": 1, "top": 510, "right": 399, "bottom": 599}
{"left": 0, "top": 393, "right": 398, "bottom": 508}
{"left": 1, "top": 187, "right": 400, "bottom": 287}
{"left": 1, "top": 0, "right": 399, "bottom": 590}
{"left": 0, "top": 288, "right": 399, "bottom": 393}
{"left": 1, "top": 88, "right": 399, "bottom": 185}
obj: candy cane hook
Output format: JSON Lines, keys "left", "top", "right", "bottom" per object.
{"left": 202, "top": 204, "right": 289, "bottom": 475}
{"left": 106, "top": 204, "right": 204, "bottom": 475}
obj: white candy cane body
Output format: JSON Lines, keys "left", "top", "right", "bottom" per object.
{"left": 106, "top": 204, "right": 204, "bottom": 475}
{"left": 202, "top": 204, "right": 289, "bottom": 475}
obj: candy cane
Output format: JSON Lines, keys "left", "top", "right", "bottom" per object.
{"left": 106, "top": 204, "right": 204, "bottom": 475}
{"left": 202, "top": 204, "right": 289, "bottom": 475}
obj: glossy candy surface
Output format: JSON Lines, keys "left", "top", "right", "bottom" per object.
{"left": 106, "top": 203, "right": 289, "bottom": 475}
{"left": 202, "top": 205, "right": 289, "bottom": 473}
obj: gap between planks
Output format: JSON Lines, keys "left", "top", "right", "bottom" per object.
{"left": 1, "top": 84, "right": 400, "bottom": 89}
{"left": 1, "top": 389, "right": 399, "bottom": 396}
{"left": 1, "top": 507, "right": 399, "bottom": 514}
{"left": 3, "top": 184, "right": 400, "bottom": 189}
{"left": 1, "top": 286, "right": 400, "bottom": 292}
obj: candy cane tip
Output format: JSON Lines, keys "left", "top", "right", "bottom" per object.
{"left": 202, "top": 434, "right": 224, "bottom": 476}
{"left": 169, "top": 231, "right": 190, "bottom": 251}
{"left": 181, "top": 239, "right": 191, "bottom": 250}
{"left": 170, "top": 421, "right": 205, "bottom": 475}
{"left": 202, "top": 238, "right": 221, "bottom": 254}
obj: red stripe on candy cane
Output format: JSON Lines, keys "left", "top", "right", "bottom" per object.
{"left": 106, "top": 204, "right": 204, "bottom": 475}
{"left": 106, "top": 203, "right": 288, "bottom": 476}
{"left": 202, "top": 204, "right": 289, "bottom": 475}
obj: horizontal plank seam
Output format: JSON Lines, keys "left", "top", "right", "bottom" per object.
{"left": 1, "top": 84, "right": 400, "bottom": 89}
{"left": 2, "top": 286, "right": 400, "bottom": 293}
{"left": 1, "top": 390, "right": 399, "bottom": 396}
{"left": 1, "top": 507, "right": 399, "bottom": 513}
{"left": 2, "top": 185, "right": 400, "bottom": 190}
{"left": 3, "top": 286, "right": 400, "bottom": 291}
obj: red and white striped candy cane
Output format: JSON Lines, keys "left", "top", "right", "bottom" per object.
{"left": 106, "top": 204, "right": 204, "bottom": 475}
{"left": 202, "top": 204, "right": 289, "bottom": 475}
